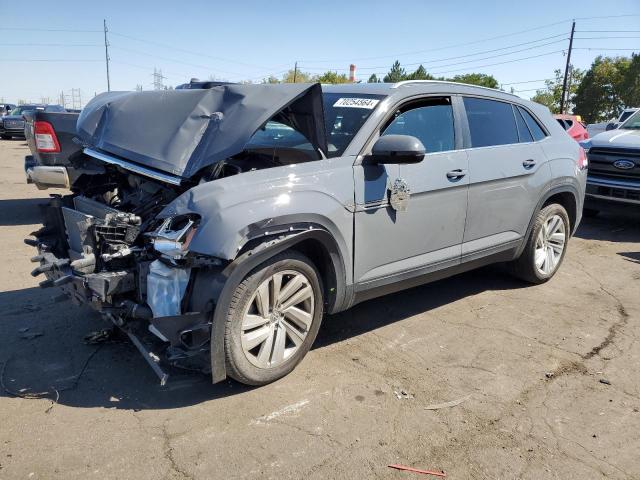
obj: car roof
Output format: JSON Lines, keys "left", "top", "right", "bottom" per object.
{"left": 321, "top": 80, "right": 526, "bottom": 104}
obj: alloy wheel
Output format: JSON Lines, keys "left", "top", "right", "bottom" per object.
{"left": 240, "top": 270, "right": 315, "bottom": 369}
{"left": 534, "top": 214, "right": 566, "bottom": 276}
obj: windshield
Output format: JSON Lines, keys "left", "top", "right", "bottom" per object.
{"left": 621, "top": 110, "right": 640, "bottom": 129}
{"left": 619, "top": 110, "right": 636, "bottom": 123}
{"left": 322, "top": 93, "right": 385, "bottom": 157}
{"left": 245, "top": 92, "right": 385, "bottom": 159}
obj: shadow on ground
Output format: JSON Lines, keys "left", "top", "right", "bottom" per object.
{"left": 0, "top": 208, "right": 636, "bottom": 411}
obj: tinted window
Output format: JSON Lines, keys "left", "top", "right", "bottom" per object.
{"left": 518, "top": 106, "right": 546, "bottom": 141}
{"left": 383, "top": 98, "right": 454, "bottom": 153}
{"left": 515, "top": 107, "right": 534, "bottom": 142}
{"left": 556, "top": 119, "right": 568, "bottom": 130}
{"left": 463, "top": 97, "right": 518, "bottom": 147}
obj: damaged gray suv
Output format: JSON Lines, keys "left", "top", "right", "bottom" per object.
{"left": 28, "top": 81, "right": 587, "bottom": 385}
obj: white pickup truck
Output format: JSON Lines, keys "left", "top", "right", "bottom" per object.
{"left": 587, "top": 108, "right": 639, "bottom": 137}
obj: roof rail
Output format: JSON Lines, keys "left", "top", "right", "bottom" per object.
{"left": 391, "top": 79, "right": 520, "bottom": 98}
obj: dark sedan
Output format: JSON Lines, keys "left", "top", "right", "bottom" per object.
{"left": 0, "top": 104, "right": 65, "bottom": 139}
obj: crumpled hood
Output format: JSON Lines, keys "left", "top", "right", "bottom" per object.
{"left": 589, "top": 129, "right": 640, "bottom": 149}
{"left": 77, "top": 83, "right": 327, "bottom": 178}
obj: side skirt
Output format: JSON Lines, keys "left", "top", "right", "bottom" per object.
{"left": 349, "top": 241, "right": 520, "bottom": 307}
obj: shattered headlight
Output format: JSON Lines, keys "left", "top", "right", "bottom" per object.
{"left": 149, "top": 215, "right": 198, "bottom": 259}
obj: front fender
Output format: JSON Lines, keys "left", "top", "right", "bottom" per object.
{"left": 159, "top": 161, "right": 354, "bottom": 279}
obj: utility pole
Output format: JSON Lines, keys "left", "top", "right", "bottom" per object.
{"left": 103, "top": 19, "right": 111, "bottom": 92}
{"left": 560, "top": 20, "right": 575, "bottom": 114}
{"left": 293, "top": 61, "right": 298, "bottom": 83}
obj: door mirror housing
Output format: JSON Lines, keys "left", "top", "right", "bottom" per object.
{"left": 605, "top": 122, "right": 617, "bottom": 131}
{"left": 368, "top": 135, "right": 426, "bottom": 164}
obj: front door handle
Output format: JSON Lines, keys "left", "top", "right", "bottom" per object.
{"left": 446, "top": 169, "right": 467, "bottom": 179}
{"left": 522, "top": 159, "right": 536, "bottom": 169}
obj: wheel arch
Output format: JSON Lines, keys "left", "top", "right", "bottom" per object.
{"left": 516, "top": 185, "right": 580, "bottom": 258}
{"left": 201, "top": 223, "right": 348, "bottom": 383}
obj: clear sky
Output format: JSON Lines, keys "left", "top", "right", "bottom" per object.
{"left": 1, "top": 0, "right": 639, "bottom": 106}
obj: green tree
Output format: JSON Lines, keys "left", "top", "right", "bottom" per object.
{"left": 383, "top": 61, "right": 407, "bottom": 83}
{"left": 262, "top": 75, "right": 280, "bottom": 84}
{"left": 315, "top": 71, "right": 350, "bottom": 84}
{"left": 368, "top": 73, "right": 381, "bottom": 83}
{"left": 619, "top": 53, "right": 640, "bottom": 108}
{"left": 406, "top": 65, "right": 433, "bottom": 80}
{"left": 282, "top": 68, "right": 312, "bottom": 83}
{"left": 448, "top": 73, "right": 499, "bottom": 89}
{"left": 530, "top": 68, "right": 584, "bottom": 113}
{"left": 573, "top": 56, "right": 630, "bottom": 123}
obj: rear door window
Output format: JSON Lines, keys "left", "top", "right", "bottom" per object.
{"left": 463, "top": 97, "right": 519, "bottom": 148}
{"left": 517, "top": 106, "right": 547, "bottom": 141}
{"left": 382, "top": 97, "right": 455, "bottom": 153}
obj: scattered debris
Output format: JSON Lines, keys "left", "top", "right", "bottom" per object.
{"left": 84, "top": 328, "right": 120, "bottom": 345}
{"left": 394, "top": 389, "right": 414, "bottom": 400}
{"left": 599, "top": 378, "right": 611, "bottom": 385}
{"left": 545, "top": 372, "right": 554, "bottom": 379}
{"left": 424, "top": 394, "right": 472, "bottom": 411}
{"left": 388, "top": 464, "right": 446, "bottom": 477}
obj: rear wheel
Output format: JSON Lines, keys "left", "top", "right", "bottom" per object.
{"left": 511, "top": 203, "right": 570, "bottom": 284}
{"left": 224, "top": 250, "right": 323, "bottom": 385}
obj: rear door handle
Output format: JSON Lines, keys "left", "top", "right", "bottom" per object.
{"left": 446, "top": 169, "right": 467, "bottom": 179}
{"left": 522, "top": 159, "right": 536, "bottom": 168}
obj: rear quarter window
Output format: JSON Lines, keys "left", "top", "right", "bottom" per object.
{"left": 517, "top": 106, "right": 547, "bottom": 141}
{"left": 463, "top": 97, "right": 519, "bottom": 148}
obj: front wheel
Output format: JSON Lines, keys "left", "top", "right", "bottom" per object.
{"left": 511, "top": 203, "right": 570, "bottom": 284}
{"left": 0, "top": 135, "right": 11, "bottom": 140}
{"left": 224, "top": 250, "right": 324, "bottom": 385}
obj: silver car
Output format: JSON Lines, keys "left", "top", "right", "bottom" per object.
{"left": 28, "top": 81, "right": 587, "bottom": 385}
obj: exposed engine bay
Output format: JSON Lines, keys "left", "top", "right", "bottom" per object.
{"left": 26, "top": 83, "right": 329, "bottom": 385}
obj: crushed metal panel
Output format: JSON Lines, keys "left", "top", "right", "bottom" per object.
{"left": 77, "top": 83, "right": 327, "bottom": 178}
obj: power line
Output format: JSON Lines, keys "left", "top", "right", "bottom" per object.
{"left": 301, "top": 33, "right": 568, "bottom": 70}
{"left": 574, "top": 36, "right": 640, "bottom": 39}
{"left": 430, "top": 50, "right": 565, "bottom": 76}
{"left": 109, "top": 31, "right": 274, "bottom": 71}
{"left": 576, "top": 30, "right": 640, "bottom": 33}
{"left": 302, "top": 19, "right": 573, "bottom": 63}
{"left": 314, "top": 38, "right": 568, "bottom": 72}
{"left": 0, "top": 43, "right": 102, "bottom": 47}
{"left": 0, "top": 58, "right": 101, "bottom": 62}
{"left": 573, "top": 47, "right": 640, "bottom": 51}
{"left": 110, "top": 45, "right": 246, "bottom": 77}
{"left": 0, "top": 27, "right": 101, "bottom": 32}
{"left": 502, "top": 78, "right": 553, "bottom": 85}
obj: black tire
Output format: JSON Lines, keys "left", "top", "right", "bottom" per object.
{"left": 224, "top": 250, "right": 324, "bottom": 386}
{"left": 0, "top": 135, "right": 11, "bottom": 140}
{"left": 583, "top": 207, "right": 599, "bottom": 218}
{"left": 511, "top": 203, "right": 570, "bottom": 284}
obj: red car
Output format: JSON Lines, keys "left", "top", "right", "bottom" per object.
{"left": 554, "top": 114, "right": 589, "bottom": 142}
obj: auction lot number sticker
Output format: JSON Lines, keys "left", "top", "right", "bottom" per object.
{"left": 333, "top": 98, "right": 380, "bottom": 109}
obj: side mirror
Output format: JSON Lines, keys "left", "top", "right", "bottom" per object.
{"left": 605, "top": 122, "right": 617, "bottom": 131}
{"left": 369, "top": 135, "right": 426, "bottom": 164}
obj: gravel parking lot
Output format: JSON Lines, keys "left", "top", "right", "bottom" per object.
{"left": 0, "top": 139, "right": 638, "bottom": 479}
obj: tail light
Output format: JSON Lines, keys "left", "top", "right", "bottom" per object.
{"left": 34, "top": 121, "right": 61, "bottom": 153}
{"left": 578, "top": 147, "right": 588, "bottom": 170}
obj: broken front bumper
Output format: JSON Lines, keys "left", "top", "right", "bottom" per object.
{"left": 27, "top": 196, "right": 213, "bottom": 383}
